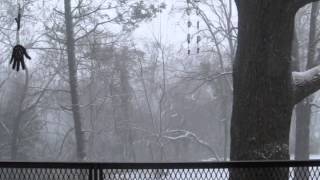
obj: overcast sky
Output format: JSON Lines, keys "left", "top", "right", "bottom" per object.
{"left": 133, "top": 0, "right": 189, "bottom": 49}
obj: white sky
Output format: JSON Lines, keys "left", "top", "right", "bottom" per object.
{"left": 133, "top": 0, "right": 188, "bottom": 48}
{"left": 133, "top": 0, "right": 239, "bottom": 53}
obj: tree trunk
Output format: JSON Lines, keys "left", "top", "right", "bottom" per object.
{"left": 111, "top": 48, "right": 135, "bottom": 162}
{"left": 230, "top": 0, "right": 320, "bottom": 179}
{"left": 118, "top": 48, "right": 136, "bottom": 162}
{"left": 231, "top": 0, "right": 295, "bottom": 161}
{"left": 230, "top": 1, "right": 297, "bottom": 179}
{"left": 64, "top": 0, "right": 85, "bottom": 161}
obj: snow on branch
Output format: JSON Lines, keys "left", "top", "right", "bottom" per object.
{"left": 293, "top": 66, "right": 320, "bottom": 104}
{"left": 163, "top": 130, "right": 221, "bottom": 161}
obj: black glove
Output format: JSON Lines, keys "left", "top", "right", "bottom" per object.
{"left": 10, "top": 44, "right": 31, "bottom": 71}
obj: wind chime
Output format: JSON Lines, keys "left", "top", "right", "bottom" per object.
{"left": 186, "top": 0, "right": 201, "bottom": 55}
{"left": 10, "top": 0, "right": 31, "bottom": 72}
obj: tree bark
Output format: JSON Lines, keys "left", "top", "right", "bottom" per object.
{"left": 230, "top": 0, "right": 320, "bottom": 179}
{"left": 64, "top": 0, "right": 85, "bottom": 161}
{"left": 231, "top": 0, "right": 296, "bottom": 161}
{"left": 230, "top": 1, "right": 297, "bottom": 179}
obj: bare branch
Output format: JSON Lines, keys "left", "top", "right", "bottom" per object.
{"left": 74, "top": 20, "right": 113, "bottom": 42}
{"left": 23, "top": 72, "right": 58, "bottom": 114}
{"left": 311, "top": 103, "right": 320, "bottom": 108}
{"left": 73, "top": 4, "right": 102, "bottom": 19}
{"left": 56, "top": 128, "right": 74, "bottom": 159}
{"left": 164, "top": 129, "right": 221, "bottom": 161}
{"left": 293, "top": 66, "right": 320, "bottom": 104}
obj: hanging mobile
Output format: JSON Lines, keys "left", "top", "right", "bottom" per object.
{"left": 10, "top": 1, "right": 31, "bottom": 72}
{"left": 187, "top": 0, "right": 191, "bottom": 55}
{"left": 196, "top": 1, "right": 201, "bottom": 54}
{"left": 186, "top": 0, "right": 201, "bottom": 55}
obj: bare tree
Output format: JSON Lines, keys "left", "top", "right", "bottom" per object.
{"left": 63, "top": 0, "right": 86, "bottom": 161}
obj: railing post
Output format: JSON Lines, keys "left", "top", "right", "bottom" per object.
{"left": 89, "top": 165, "right": 98, "bottom": 180}
{"left": 99, "top": 166, "right": 103, "bottom": 180}
{"left": 89, "top": 168, "right": 92, "bottom": 180}
{"left": 94, "top": 167, "right": 98, "bottom": 180}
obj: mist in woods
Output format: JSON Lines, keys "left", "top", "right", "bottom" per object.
{"left": 0, "top": 0, "right": 319, "bottom": 162}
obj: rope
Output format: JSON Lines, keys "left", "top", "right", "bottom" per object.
{"left": 15, "top": 2, "right": 21, "bottom": 44}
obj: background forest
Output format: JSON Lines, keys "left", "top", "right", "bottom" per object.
{"left": 0, "top": 0, "right": 318, "bottom": 162}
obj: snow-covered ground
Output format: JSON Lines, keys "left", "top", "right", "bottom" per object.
{"left": 292, "top": 154, "right": 320, "bottom": 160}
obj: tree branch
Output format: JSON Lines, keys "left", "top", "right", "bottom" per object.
{"left": 293, "top": 66, "right": 320, "bottom": 104}
{"left": 294, "top": 0, "right": 319, "bottom": 11}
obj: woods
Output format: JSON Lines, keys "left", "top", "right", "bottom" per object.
{"left": 0, "top": 1, "right": 320, "bottom": 172}
{"left": 0, "top": 0, "right": 229, "bottom": 161}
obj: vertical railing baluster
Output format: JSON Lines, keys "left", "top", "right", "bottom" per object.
{"left": 94, "top": 167, "right": 99, "bottom": 180}
{"left": 89, "top": 168, "right": 93, "bottom": 180}
{"left": 90, "top": 165, "right": 99, "bottom": 180}
{"left": 99, "top": 167, "right": 103, "bottom": 180}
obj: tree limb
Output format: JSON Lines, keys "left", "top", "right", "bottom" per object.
{"left": 293, "top": 66, "right": 320, "bottom": 104}
{"left": 294, "top": 0, "right": 320, "bottom": 11}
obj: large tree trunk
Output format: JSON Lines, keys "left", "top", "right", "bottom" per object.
{"left": 230, "top": 0, "right": 320, "bottom": 179}
{"left": 64, "top": 0, "right": 86, "bottom": 161}
{"left": 231, "top": 1, "right": 296, "bottom": 179}
{"left": 231, "top": 0, "right": 295, "bottom": 161}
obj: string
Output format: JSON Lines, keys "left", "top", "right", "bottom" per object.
{"left": 15, "top": 0, "right": 22, "bottom": 44}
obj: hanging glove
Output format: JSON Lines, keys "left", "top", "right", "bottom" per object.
{"left": 10, "top": 44, "right": 31, "bottom": 72}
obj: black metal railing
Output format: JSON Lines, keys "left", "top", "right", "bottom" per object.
{"left": 0, "top": 160, "right": 319, "bottom": 180}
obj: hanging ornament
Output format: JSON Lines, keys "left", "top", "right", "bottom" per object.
{"left": 187, "top": 33, "right": 191, "bottom": 55}
{"left": 187, "top": 0, "right": 191, "bottom": 55}
{"left": 15, "top": 6, "right": 21, "bottom": 31}
{"left": 195, "top": 2, "right": 201, "bottom": 54}
{"left": 10, "top": 45, "right": 31, "bottom": 71}
{"left": 188, "top": 21, "right": 192, "bottom": 28}
{"left": 186, "top": 0, "right": 201, "bottom": 55}
{"left": 186, "top": 7, "right": 191, "bottom": 16}
{"left": 197, "top": 35, "right": 201, "bottom": 54}
{"left": 10, "top": 1, "right": 31, "bottom": 72}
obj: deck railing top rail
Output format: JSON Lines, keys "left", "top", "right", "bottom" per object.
{"left": 0, "top": 160, "right": 320, "bottom": 169}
